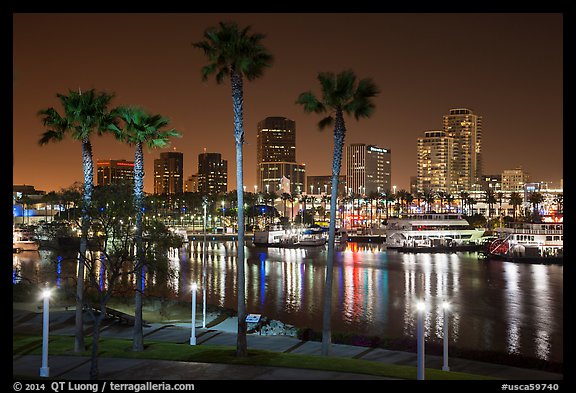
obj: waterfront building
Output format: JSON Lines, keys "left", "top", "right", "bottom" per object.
{"left": 13, "top": 184, "right": 58, "bottom": 224}
{"left": 259, "top": 161, "right": 306, "bottom": 195}
{"left": 256, "top": 116, "right": 306, "bottom": 194}
{"left": 416, "top": 130, "right": 456, "bottom": 194}
{"left": 502, "top": 167, "right": 530, "bottom": 192}
{"left": 306, "top": 175, "right": 347, "bottom": 196}
{"left": 96, "top": 159, "right": 135, "bottom": 187}
{"left": 185, "top": 174, "right": 199, "bottom": 193}
{"left": 346, "top": 143, "right": 391, "bottom": 196}
{"left": 197, "top": 152, "right": 227, "bottom": 195}
{"left": 480, "top": 174, "right": 502, "bottom": 192}
{"left": 443, "top": 108, "right": 483, "bottom": 192}
{"left": 154, "top": 151, "right": 183, "bottom": 195}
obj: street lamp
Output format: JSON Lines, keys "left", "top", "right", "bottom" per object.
{"left": 442, "top": 301, "right": 450, "bottom": 371}
{"left": 202, "top": 201, "right": 207, "bottom": 328}
{"left": 416, "top": 301, "right": 426, "bottom": 380}
{"left": 190, "top": 282, "right": 197, "bottom": 345}
{"left": 40, "top": 287, "right": 51, "bottom": 377}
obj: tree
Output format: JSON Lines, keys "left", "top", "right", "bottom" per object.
{"left": 38, "top": 88, "right": 116, "bottom": 352}
{"left": 83, "top": 183, "right": 182, "bottom": 379}
{"left": 110, "top": 106, "right": 180, "bottom": 352}
{"left": 459, "top": 191, "right": 470, "bottom": 215}
{"left": 423, "top": 190, "right": 435, "bottom": 213}
{"left": 509, "top": 192, "right": 523, "bottom": 221}
{"left": 484, "top": 189, "right": 497, "bottom": 218}
{"left": 193, "top": 21, "right": 273, "bottom": 357}
{"left": 527, "top": 191, "right": 545, "bottom": 222}
{"left": 296, "top": 69, "right": 379, "bottom": 355}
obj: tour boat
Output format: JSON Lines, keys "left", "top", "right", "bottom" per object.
{"left": 486, "top": 221, "right": 563, "bottom": 263}
{"left": 385, "top": 213, "right": 485, "bottom": 250}
{"left": 13, "top": 226, "right": 40, "bottom": 252}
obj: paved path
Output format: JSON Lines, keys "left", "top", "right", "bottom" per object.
{"left": 13, "top": 309, "right": 563, "bottom": 381}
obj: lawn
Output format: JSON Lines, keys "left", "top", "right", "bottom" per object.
{"left": 13, "top": 334, "right": 498, "bottom": 380}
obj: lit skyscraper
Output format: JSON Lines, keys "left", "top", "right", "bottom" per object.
{"left": 443, "top": 108, "right": 483, "bottom": 192}
{"left": 417, "top": 130, "right": 456, "bottom": 194}
{"left": 346, "top": 143, "right": 391, "bottom": 196}
{"left": 96, "top": 159, "right": 135, "bottom": 187}
{"left": 256, "top": 116, "right": 305, "bottom": 194}
{"left": 154, "top": 151, "right": 183, "bottom": 195}
{"left": 197, "top": 152, "right": 228, "bottom": 195}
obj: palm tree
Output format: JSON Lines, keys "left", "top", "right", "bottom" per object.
{"left": 423, "top": 190, "right": 435, "bottom": 213}
{"left": 296, "top": 69, "right": 379, "bottom": 355}
{"left": 193, "top": 21, "right": 273, "bottom": 357}
{"left": 459, "top": 191, "right": 469, "bottom": 215}
{"left": 281, "top": 192, "right": 291, "bottom": 220}
{"left": 38, "top": 88, "right": 116, "bottom": 352}
{"left": 509, "top": 192, "right": 523, "bottom": 221}
{"left": 484, "top": 189, "right": 497, "bottom": 219}
{"left": 527, "top": 191, "right": 545, "bottom": 221}
{"left": 110, "top": 106, "right": 180, "bottom": 352}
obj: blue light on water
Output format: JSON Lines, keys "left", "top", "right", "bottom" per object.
{"left": 259, "top": 253, "right": 266, "bottom": 306}
{"left": 56, "top": 256, "right": 62, "bottom": 288}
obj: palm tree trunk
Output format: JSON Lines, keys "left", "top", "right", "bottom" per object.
{"left": 323, "top": 109, "right": 346, "bottom": 356}
{"left": 231, "top": 71, "right": 247, "bottom": 357}
{"left": 75, "top": 138, "right": 93, "bottom": 352}
{"left": 133, "top": 142, "right": 145, "bottom": 351}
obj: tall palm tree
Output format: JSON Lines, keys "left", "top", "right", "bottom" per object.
{"left": 38, "top": 88, "right": 116, "bottom": 352}
{"left": 296, "top": 69, "right": 379, "bottom": 355}
{"left": 193, "top": 21, "right": 273, "bottom": 357}
{"left": 110, "top": 106, "right": 180, "bottom": 352}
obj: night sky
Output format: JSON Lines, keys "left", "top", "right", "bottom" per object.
{"left": 12, "top": 13, "right": 563, "bottom": 194}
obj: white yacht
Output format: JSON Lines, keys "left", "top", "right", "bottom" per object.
{"left": 386, "top": 213, "right": 485, "bottom": 249}
{"left": 488, "top": 221, "right": 563, "bottom": 262}
{"left": 13, "top": 226, "right": 40, "bottom": 252}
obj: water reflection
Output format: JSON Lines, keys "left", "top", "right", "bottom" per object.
{"left": 13, "top": 241, "right": 563, "bottom": 363}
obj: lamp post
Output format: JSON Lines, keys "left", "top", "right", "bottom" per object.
{"left": 202, "top": 201, "right": 207, "bottom": 328}
{"left": 40, "top": 287, "right": 51, "bottom": 377}
{"left": 442, "top": 301, "right": 450, "bottom": 371}
{"left": 190, "top": 283, "right": 197, "bottom": 345}
{"left": 416, "top": 301, "right": 426, "bottom": 380}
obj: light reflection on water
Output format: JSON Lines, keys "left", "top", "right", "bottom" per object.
{"left": 13, "top": 241, "right": 563, "bottom": 363}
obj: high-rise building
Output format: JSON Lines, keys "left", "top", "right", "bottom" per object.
{"left": 306, "top": 175, "right": 347, "bottom": 196}
{"left": 259, "top": 162, "right": 306, "bottom": 195}
{"left": 154, "top": 152, "right": 183, "bottom": 195}
{"left": 346, "top": 144, "right": 391, "bottom": 196}
{"left": 185, "top": 174, "right": 199, "bottom": 193}
{"left": 197, "top": 152, "right": 227, "bottom": 195}
{"left": 96, "top": 159, "right": 135, "bottom": 187}
{"left": 443, "top": 108, "right": 483, "bottom": 192}
{"left": 502, "top": 168, "right": 530, "bottom": 192}
{"left": 417, "top": 130, "right": 456, "bottom": 194}
{"left": 256, "top": 116, "right": 306, "bottom": 194}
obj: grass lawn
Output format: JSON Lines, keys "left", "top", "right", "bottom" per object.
{"left": 13, "top": 334, "right": 499, "bottom": 380}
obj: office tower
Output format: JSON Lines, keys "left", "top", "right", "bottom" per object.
{"left": 502, "top": 168, "right": 530, "bottom": 192}
{"left": 96, "top": 159, "right": 135, "bottom": 187}
{"left": 256, "top": 116, "right": 305, "bottom": 194}
{"left": 346, "top": 144, "right": 391, "bottom": 196}
{"left": 306, "top": 175, "right": 347, "bottom": 196}
{"left": 259, "top": 162, "right": 306, "bottom": 195}
{"left": 185, "top": 174, "right": 199, "bottom": 193}
{"left": 443, "top": 108, "right": 483, "bottom": 191}
{"left": 416, "top": 131, "right": 456, "bottom": 194}
{"left": 154, "top": 151, "right": 183, "bottom": 195}
{"left": 197, "top": 152, "right": 228, "bottom": 195}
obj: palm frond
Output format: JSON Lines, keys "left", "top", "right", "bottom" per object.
{"left": 318, "top": 116, "right": 334, "bottom": 130}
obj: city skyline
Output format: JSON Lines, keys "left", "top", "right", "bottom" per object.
{"left": 13, "top": 13, "right": 563, "bottom": 194}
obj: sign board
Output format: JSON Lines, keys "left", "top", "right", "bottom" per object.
{"left": 245, "top": 314, "right": 261, "bottom": 323}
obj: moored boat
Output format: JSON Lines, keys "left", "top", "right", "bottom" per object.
{"left": 386, "top": 213, "right": 485, "bottom": 250}
{"left": 13, "top": 226, "right": 39, "bottom": 252}
{"left": 486, "top": 221, "right": 563, "bottom": 264}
